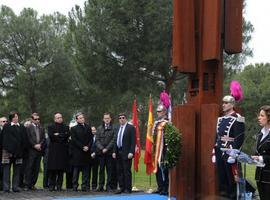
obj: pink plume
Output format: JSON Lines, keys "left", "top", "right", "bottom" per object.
{"left": 230, "top": 80, "right": 244, "bottom": 102}
{"left": 160, "top": 91, "right": 171, "bottom": 109}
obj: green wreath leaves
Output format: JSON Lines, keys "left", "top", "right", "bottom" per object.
{"left": 163, "top": 123, "right": 182, "bottom": 169}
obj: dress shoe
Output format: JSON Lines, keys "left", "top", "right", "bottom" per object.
{"left": 160, "top": 191, "right": 168, "bottom": 196}
{"left": 96, "top": 187, "right": 104, "bottom": 192}
{"left": 152, "top": 189, "right": 161, "bottom": 194}
{"left": 12, "top": 188, "right": 21, "bottom": 192}
{"left": 114, "top": 189, "right": 124, "bottom": 194}
{"left": 124, "top": 189, "right": 131, "bottom": 193}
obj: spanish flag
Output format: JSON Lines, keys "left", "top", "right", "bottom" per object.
{"left": 144, "top": 95, "right": 154, "bottom": 175}
{"left": 132, "top": 98, "right": 141, "bottom": 172}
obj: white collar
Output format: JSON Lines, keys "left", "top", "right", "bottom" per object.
{"left": 11, "top": 122, "right": 20, "bottom": 126}
{"left": 261, "top": 126, "right": 270, "bottom": 135}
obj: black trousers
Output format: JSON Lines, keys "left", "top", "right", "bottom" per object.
{"left": 72, "top": 166, "right": 90, "bottom": 190}
{"left": 90, "top": 157, "right": 98, "bottom": 189}
{"left": 43, "top": 154, "right": 49, "bottom": 188}
{"left": 257, "top": 181, "right": 270, "bottom": 200}
{"left": 98, "top": 154, "right": 113, "bottom": 189}
{"left": 116, "top": 151, "right": 132, "bottom": 192}
{"left": 155, "top": 165, "right": 169, "bottom": 193}
{"left": 110, "top": 158, "right": 118, "bottom": 190}
{"left": 48, "top": 170, "right": 64, "bottom": 190}
{"left": 2, "top": 162, "right": 21, "bottom": 191}
{"left": 216, "top": 148, "right": 236, "bottom": 199}
{"left": 24, "top": 149, "right": 42, "bottom": 188}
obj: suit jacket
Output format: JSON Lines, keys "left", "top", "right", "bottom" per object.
{"left": 1, "top": 122, "right": 26, "bottom": 158}
{"left": 255, "top": 131, "right": 270, "bottom": 183}
{"left": 26, "top": 123, "right": 46, "bottom": 150}
{"left": 70, "top": 123, "right": 93, "bottom": 166}
{"left": 115, "top": 123, "right": 136, "bottom": 159}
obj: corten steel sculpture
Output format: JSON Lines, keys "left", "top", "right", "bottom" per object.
{"left": 170, "top": 0, "right": 243, "bottom": 199}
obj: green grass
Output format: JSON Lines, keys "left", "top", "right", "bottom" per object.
{"left": 34, "top": 151, "right": 257, "bottom": 190}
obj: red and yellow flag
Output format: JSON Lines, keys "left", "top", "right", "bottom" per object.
{"left": 144, "top": 95, "right": 154, "bottom": 175}
{"left": 132, "top": 98, "right": 141, "bottom": 172}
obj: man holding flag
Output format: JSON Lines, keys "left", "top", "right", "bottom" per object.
{"left": 152, "top": 91, "right": 171, "bottom": 196}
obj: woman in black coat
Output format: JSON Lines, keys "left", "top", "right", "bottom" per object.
{"left": 252, "top": 105, "right": 270, "bottom": 200}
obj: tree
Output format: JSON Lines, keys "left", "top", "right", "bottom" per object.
{"left": 231, "top": 63, "right": 270, "bottom": 153}
{"left": 0, "top": 6, "right": 77, "bottom": 122}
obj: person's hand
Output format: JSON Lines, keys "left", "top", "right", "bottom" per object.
{"left": 128, "top": 153, "right": 133, "bottom": 159}
{"left": 102, "top": 148, "right": 107, "bottom": 154}
{"left": 251, "top": 155, "right": 260, "bottom": 161}
{"left": 34, "top": 144, "right": 41, "bottom": 151}
{"left": 83, "top": 146, "right": 89, "bottom": 152}
{"left": 234, "top": 175, "right": 240, "bottom": 182}
{"left": 91, "top": 152, "right": 96, "bottom": 158}
{"left": 112, "top": 153, "right": 116, "bottom": 159}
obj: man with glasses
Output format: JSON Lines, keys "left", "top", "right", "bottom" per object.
{"left": 114, "top": 113, "right": 135, "bottom": 194}
{"left": 0, "top": 116, "right": 8, "bottom": 190}
{"left": 24, "top": 113, "right": 45, "bottom": 190}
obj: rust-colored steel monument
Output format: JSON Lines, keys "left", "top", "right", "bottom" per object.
{"left": 171, "top": 0, "right": 243, "bottom": 199}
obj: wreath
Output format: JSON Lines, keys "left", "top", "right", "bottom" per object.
{"left": 163, "top": 123, "right": 182, "bottom": 169}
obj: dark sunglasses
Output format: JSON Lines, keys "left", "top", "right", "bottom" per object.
{"left": 1, "top": 120, "right": 7, "bottom": 123}
{"left": 119, "top": 116, "right": 126, "bottom": 120}
{"left": 33, "top": 118, "right": 40, "bottom": 121}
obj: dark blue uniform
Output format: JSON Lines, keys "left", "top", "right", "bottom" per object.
{"left": 214, "top": 112, "right": 245, "bottom": 199}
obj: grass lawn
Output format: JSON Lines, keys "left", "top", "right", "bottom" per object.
{"left": 34, "top": 150, "right": 257, "bottom": 190}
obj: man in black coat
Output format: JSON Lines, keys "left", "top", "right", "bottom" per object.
{"left": 1, "top": 111, "right": 26, "bottom": 192}
{"left": 70, "top": 112, "right": 93, "bottom": 192}
{"left": 95, "top": 112, "right": 116, "bottom": 192}
{"left": 47, "top": 112, "right": 70, "bottom": 191}
{"left": 114, "top": 113, "right": 135, "bottom": 194}
{"left": 24, "top": 113, "right": 45, "bottom": 190}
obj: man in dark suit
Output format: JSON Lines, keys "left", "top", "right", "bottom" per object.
{"left": 114, "top": 113, "right": 135, "bottom": 194}
{"left": 70, "top": 112, "right": 93, "bottom": 192}
{"left": 24, "top": 113, "right": 45, "bottom": 190}
{"left": 47, "top": 112, "right": 70, "bottom": 191}
{"left": 1, "top": 111, "right": 26, "bottom": 192}
{"left": 95, "top": 112, "right": 116, "bottom": 192}
{"left": 90, "top": 126, "right": 98, "bottom": 191}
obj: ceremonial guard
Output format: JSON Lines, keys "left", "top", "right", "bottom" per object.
{"left": 213, "top": 81, "right": 245, "bottom": 199}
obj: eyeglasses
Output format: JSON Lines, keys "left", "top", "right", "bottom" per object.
{"left": 157, "top": 111, "right": 162, "bottom": 113}
{"left": 119, "top": 117, "right": 125, "bottom": 120}
{"left": 33, "top": 118, "right": 40, "bottom": 121}
{"left": 0, "top": 120, "right": 7, "bottom": 123}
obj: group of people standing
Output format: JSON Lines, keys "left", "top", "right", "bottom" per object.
{"left": 214, "top": 93, "right": 270, "bottom": 200}
{"left": 0, "top": 111, "right": 138, "bottom": 194}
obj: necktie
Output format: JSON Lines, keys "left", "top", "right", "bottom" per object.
{"left": 35, "top": 125, "right": 40, "bottom": 143}
{"left": 117, "top": 126, "right": 123, "bottom": 148}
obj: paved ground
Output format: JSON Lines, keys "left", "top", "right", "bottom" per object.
{"left": 0, "top": 190, "right": 120, "bottom": 200}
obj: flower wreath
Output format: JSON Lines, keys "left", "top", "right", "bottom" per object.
{"left": 163, "top": 123, "right": 182, "bottom": 169}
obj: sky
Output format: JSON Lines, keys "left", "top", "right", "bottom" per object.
{"left": 0, "top": 0, "right": 269, "bottom": 65}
